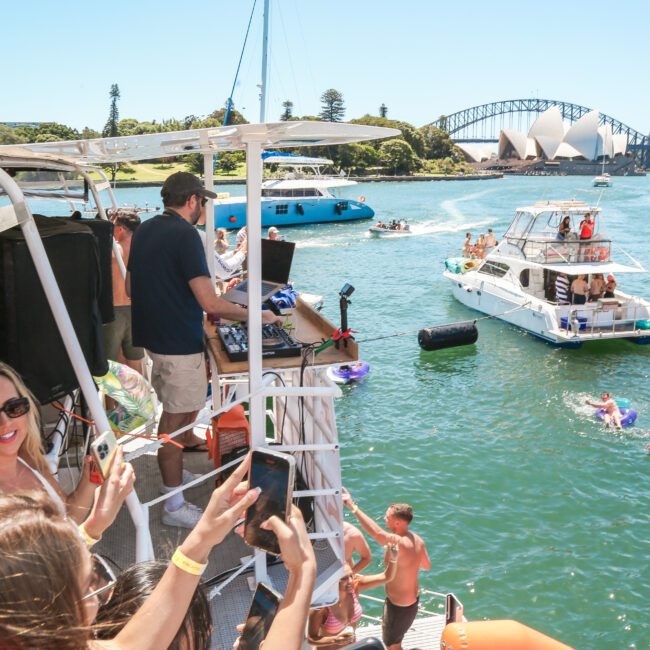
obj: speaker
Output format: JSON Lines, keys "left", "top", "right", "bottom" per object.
{"left": 0, "top": 215, "right": 108, "bottom": 404}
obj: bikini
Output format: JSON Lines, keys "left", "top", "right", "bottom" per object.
{"left": 322, "top": 589, "right": 363, "bottom": 635}
{"left": 17, "top": 457, "right": 66, "bottom": 515}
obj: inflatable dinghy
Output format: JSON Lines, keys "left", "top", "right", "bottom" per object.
{"left": 326, "top": 361, "right": 370, "bottom": 384}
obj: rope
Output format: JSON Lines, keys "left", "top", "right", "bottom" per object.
{"left": 354, "top": 302, "right": 532, "bottom": 344}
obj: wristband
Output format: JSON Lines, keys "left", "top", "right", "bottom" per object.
{"left": 78, "top": 523, "right": 101, "bottom": 548}
{"left": 172, "top": 547, "right": 208, "bottom": 576}
{"left": 351, "top": 504, "right": 359, "bottom": 514}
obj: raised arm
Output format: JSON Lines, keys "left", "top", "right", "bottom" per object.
{"left": 347, "top": 525, "right": 372, "bottom": 574}
{"left": 342, "top": 488, "right": 396, "bottom": 547}
{"left": 356, "top": 543, "right": 399, "bottom": 591}
{"left": 106, "top": 457, "right": 259, "bottom": 650}
{"left": 420, "top": 540, "right": 431, "bottom": 571}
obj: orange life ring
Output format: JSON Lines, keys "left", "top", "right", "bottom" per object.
{"left": 358, "top": 195, "right": 366, "bottom": 203}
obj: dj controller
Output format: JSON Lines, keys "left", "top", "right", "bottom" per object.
{"left": 218, "top": 323, "right": 303, "bottom": 362}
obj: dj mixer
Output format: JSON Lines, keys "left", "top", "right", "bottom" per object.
{"left": 218, "top": 323, "right": 303, "bottom": 362}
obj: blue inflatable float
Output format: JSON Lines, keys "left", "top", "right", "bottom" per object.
{"left": 594, "top": 398, "right": 637, "bottom": 427}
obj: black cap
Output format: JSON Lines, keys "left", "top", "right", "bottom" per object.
{"left": 161, "top": 172, "right": 217, "bottom": 200}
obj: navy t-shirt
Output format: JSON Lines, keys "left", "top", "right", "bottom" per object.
{"left": 128, "top": 211, "right": 210, "bottom": 354}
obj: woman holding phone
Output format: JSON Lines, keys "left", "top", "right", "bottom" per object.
{"left": 0, "top": 456, "right": 317, "bottom": 650}
{"left": 0, "top": 362, "right": 134, "bottom": 541}
{"left": 308, "top": 544, "right": 399, "bottom": 649}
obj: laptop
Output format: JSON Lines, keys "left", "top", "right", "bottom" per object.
{"left": 223, "top": 238, "right": 295, "bottom": 306}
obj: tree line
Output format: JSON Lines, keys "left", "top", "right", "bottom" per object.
{"left": 0, "top": 85, "right": 470, "bottom": 177}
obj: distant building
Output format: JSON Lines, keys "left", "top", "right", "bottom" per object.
{"left": 458, "top": 107, "right": 627, "bottom": 163}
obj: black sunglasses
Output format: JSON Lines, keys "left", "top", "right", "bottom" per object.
{"left": 81, "top": 554, "right": 117, "bottom": 606}
{"left": 0, "top": 397, "right": 30, "bottom": 419}
{"left": 197, "top": 195, "right": 208, "bottom": 206}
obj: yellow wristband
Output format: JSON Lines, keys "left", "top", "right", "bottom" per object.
{"left": 172, "top": 547, "right": 208, "bottom": 576}
{"left": 351, "top": 504, "right": 359, "bottom": 514}
{"left": 78, "top": 523, "right": 101, "bottom": 548}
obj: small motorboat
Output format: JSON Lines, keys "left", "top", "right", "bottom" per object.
{"left": 593, "top": 173, "right": 612, "bottom": 188}
{"left": 369, "top": 220, "right": 412, "bottom": 237}
{"left": 326, "top": 361, "right": 370, "bottom": 385}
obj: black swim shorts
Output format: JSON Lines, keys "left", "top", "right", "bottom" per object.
{"left": 382, "top": 597, "right": 419, "bottom": 646}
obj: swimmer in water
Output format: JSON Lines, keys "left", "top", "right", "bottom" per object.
{"left": 586, "top": 392, "right": 622, "bottom": 430}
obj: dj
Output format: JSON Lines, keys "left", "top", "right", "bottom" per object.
{"left": 128, "top": 172, "right": 281, "bottom": 529}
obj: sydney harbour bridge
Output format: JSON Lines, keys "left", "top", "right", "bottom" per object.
{"left": 429, "top": 98, "right": 649, "bottom": 168}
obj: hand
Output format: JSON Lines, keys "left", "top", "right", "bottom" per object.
{"left": 83, "top": 446, "right": 135, "bottom": 538}
{"left": 193, "top": 454, "right": 260, "bottom": 548}
{"left": 261, "top": 505, "right": 316, "bottom": 576}
{"left": 341, "top": 487, "right": 354, "bottom": 510}
{"left": 262, "top": 310, "right": 283, "bottom": 325}
{"left": 386, "top": 542, "right": 399, "bottom": 562}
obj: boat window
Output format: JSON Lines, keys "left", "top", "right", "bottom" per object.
{"left": 275, "top": 204, "right": 288, "bottom": 215}
{"left": 478, "top": 260, "right": 509, "bottom": 278}
{"left": 519, "top": 269, "right": 530, "bottom": 287}
{"left": 339, "top": 201, "right": 349, "bottom": 211}
{"left": 505, "top": 211, "right": 534, "bottom": 239}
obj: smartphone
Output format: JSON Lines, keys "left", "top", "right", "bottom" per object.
{"left": 244, "top": 448, "right": 295, "bottom": 555}
{"left": 445, "top": 592, "right": 464, "bottom": 626}
{"left": 239, "top": 582, "right": 282, "bottom": 650}
{"left": 89, "top": 459, "right": 104, "bottom": 485}
{"left": 90, "top": 429, "right": 118, "bottom": 480}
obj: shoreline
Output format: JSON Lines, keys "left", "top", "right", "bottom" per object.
{"left": 111, "top": 173, "right": 503, "bottom": 188}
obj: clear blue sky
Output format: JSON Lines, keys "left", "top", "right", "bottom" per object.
{"left": 3, "top": 0, "right": 649, "bottom": 134}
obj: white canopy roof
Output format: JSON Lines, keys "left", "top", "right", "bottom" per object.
{"left": 539, "top": 261, "right": 645, "bottom": 275}
{"left": 0, "top": 122, "right": 400, "bottom": 165}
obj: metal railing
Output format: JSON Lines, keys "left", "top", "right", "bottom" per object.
{"left": 557, "top": 299, "right": 645, "bottom": 336}
{"left": 506, "top": 236, "right": 612, "bottom": 264}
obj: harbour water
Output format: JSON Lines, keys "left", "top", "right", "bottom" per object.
{"left": 52, "top": 177, "right": 650, "bottom": 647}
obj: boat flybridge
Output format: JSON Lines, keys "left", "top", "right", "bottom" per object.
{"left": 214, "top": 151, "right": 375, "bottom": 229}
{"left": 443, "top": 200, "right": 650, "bottom": 347}
{"left": 0, "top": 122, "right": 464, "bottom": 648}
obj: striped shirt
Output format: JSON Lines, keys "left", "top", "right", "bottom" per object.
{"left": 555, "top": 275, "right": 569, "bottom": 304}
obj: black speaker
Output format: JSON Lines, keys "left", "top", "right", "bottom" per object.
{"left": 0, "top": 215, "right": 108, "bottom": 404}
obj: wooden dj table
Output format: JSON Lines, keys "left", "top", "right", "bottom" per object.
{"left": 204, "top": 297, "right": 358, "bottom": 375}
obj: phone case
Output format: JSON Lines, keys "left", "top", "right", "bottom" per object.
{"left": 90, "top": 430, "right": 118, "bottom": 480}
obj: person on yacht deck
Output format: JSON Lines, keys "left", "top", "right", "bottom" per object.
{"left": 604, "top": 275, "right": 617, "bottom": 298}
{"left": 555, "top": 273, "right": 570, "bottom": 305}
{"left": 343, "top": 521, "right": 372, "bottom": 574}
{"left": 589, "top": 274, "right": 605, "bottom": 301}
{"left": 586, "top": 393, "right": 623, "bottom": 430}
{"left": 557, "top": 216, "right": 571, "bottom": 240}
{"left": 571, "top": 275, "right": 589, "bottom": 305}
{"left": 462, "top": 233, "right": 472, "bottom": 258}
{"left": 579, "top": 213, "right": 595, "bottom": 240}
{"left": 484, "top": 228, "right": 497, "bottom": 253}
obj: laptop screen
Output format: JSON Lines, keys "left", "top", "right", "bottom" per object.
{"left": 262, "top": 238, "right": 295, "bottom": 284}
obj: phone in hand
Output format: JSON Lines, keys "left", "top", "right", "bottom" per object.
{"left": 445, "top": 592, "right": 464, "bottom": 626}
{"left": 90, "top": 430, "right": 118, "bottom": 481}
{"left": 89, "top": 459, "right": 104, "bottom": 485}
{"left": 244, "top": 448, "right": 295, "bottom": 555}
{"left": 239, "top": 582, "right": 282, "bottom": 650}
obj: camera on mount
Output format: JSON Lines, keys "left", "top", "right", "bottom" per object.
{"left": 339, "top": 283, "right": 355, "bottom": 298}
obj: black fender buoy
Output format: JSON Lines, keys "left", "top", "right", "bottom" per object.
{"left": 418, "top": 320, "right": 478, "bottom": 351}
{"left": 296, "top": 203, "right": 304, "bottom": 215}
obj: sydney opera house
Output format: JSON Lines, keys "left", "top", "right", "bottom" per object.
{"left": 458, "top": 107, "right": 632, "bottom": 173}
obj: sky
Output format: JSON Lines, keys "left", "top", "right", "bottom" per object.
{"left": 2, "top": 0, "right": 650, "bottom": 135}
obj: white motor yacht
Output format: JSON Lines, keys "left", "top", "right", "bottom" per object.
{"left": 593, "top": 173, "right": 612, "bottom": 187}
{"left": 443, "top": 200, "right": 650, "bottom": 347}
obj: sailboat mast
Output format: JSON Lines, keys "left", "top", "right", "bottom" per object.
{"left": 259, "top": 0, "right": 270, "bottom": 122}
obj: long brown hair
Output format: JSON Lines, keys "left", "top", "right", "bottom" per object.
{"left": 0, "top": 362, "right": 49, "bottom": 475}
{"left": 0, "top": 491, "right": 90, "bottom": 649}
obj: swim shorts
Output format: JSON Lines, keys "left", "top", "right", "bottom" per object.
{"left": 382, "top": 597, "right": 419, "bottom": 646}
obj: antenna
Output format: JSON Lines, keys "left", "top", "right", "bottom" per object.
{"left": 259, "top": 0, "right": 270, "bottom": 122}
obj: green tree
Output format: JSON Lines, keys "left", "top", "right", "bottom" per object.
{"left": 207, "top": 103, "right": 248, "bottom": 126}
{"left": 102, "top": 84, "right": 121, "bottom": 138}
{"left": 319, "top": 89, "right": 345, "bottom": 122}
{"left": 81, "top": 127, "right": 101, "bottom": 140}
{"left": 379, "top": 103, "right": 388, "bottom": 118}
{"left": 350, "top": 115, "right": 424, "bottom": 157}
{"left": 418, "top": 125, "right": 459, "bottom": 160}
{"left": 280, "top": 100, "right": 294, "bottom": 121}
{"left": 378, "top": 138, "right": 419, "bottom": 175}
{"left": 0, "top": 125, "right": 26, "bottom": 144}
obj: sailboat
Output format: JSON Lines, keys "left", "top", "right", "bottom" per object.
{"left": 214, "top": 0, "right": 376, "bottom": 230}
{"left": 593, "top": 123, "right": 613, "bottom": 187}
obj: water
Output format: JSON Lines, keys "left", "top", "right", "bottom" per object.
{"left": 22, "top": 176, "right": 650, "bottom": 647}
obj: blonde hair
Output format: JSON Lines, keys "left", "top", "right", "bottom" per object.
{"left": 0, "top": 491, "right": 90, "bottom": 648}
{"left": 0, "top": 362, "right": 49, "bottom": 474}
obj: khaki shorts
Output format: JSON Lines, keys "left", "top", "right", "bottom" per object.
{"left": 147, "top": 351, "right": 207, "bottom": 414}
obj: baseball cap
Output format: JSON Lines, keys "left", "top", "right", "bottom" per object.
{"left": 161, "top": 172, "right": 217, "bottom": 200}
{"left": 268, "top": 226, "right": 279, "bottom": 234}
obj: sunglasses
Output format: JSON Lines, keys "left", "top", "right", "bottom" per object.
{"left": 81, "top": 554, "right": 117, "bottom": 606}
{"left": 197, "top": 195, "right": 208, "bottom": 206}
{"left": 0, "top": 397, "right": 30, "bottom": 419}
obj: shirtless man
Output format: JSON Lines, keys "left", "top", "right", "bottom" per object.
{"left": 586, "top": 392, "right": 622, "bottom": 429}
{"left": 343, "top": 521, "right": 371, "bottom": 574}
{"left": 342, "top": 488, "right": 430, "bottom": 650}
